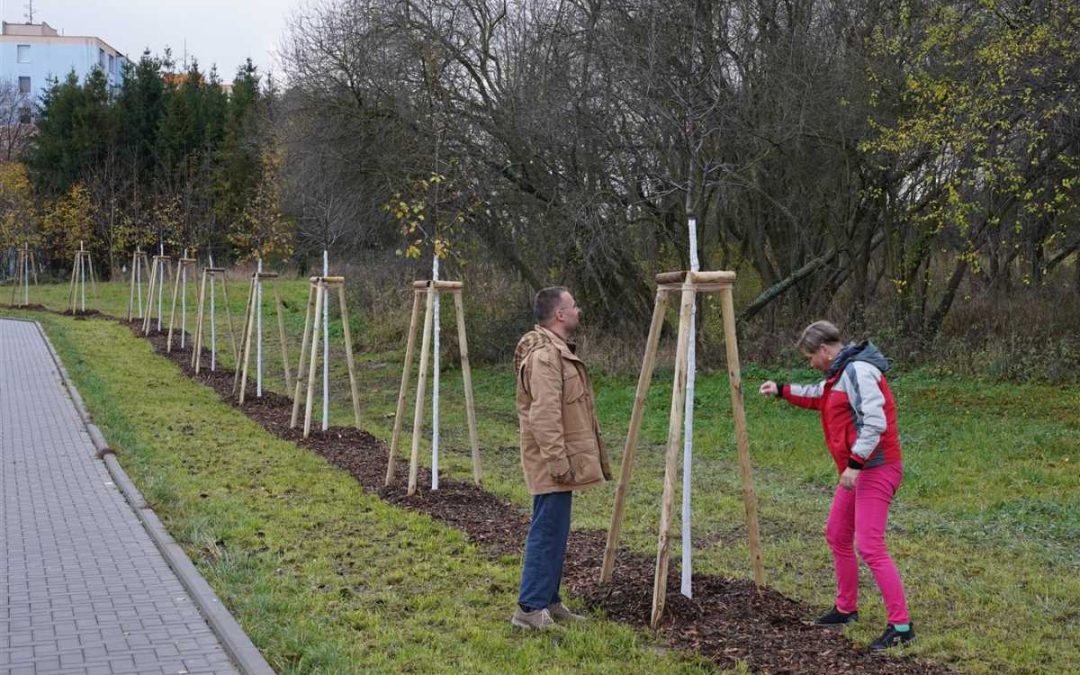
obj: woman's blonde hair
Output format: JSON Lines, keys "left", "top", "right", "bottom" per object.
{"left": 797, "top": 320, "right": 842, "bottom": 353}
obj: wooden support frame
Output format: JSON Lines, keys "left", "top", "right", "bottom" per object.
{"left": 126, "top": 248, "right": 151, "bottom": 321}
{"left": 67, "top": 242, "right": 96, "bottom": 314}
{"left": 289, "top": 276, "right": 361, "bottom": 437}
{"left": 9, "top": 243, "right": 37, "bottom": 307}
{"left": 599, "top": 269, "right": 764, "bottom": 629}
{"left": 384, "top": 279, "right": 482, "bottom": 496}
{"left": 234, "top": 270, "right": 292, "bottom": 403}
{"left": 142, "top": 255, "right": 174, "bottom": 334}
{"left": 166, "top": 255, "right": 198, "bottom": 352}
{"left": 190, "top": 267, "right": 238, "bottom": 374}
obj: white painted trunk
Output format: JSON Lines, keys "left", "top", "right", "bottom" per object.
{"left": 681, "top": 217, "right": 699, "bottom": 598}
{"left": 431, "top": 255, "right": 441, "bottom": 490}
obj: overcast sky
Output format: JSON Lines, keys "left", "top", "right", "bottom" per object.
{"left": 1, "top": 0, "right": 302, "bottom": 79}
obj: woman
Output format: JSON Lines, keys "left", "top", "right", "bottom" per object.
{"left": 759, "top": 320, "right": 915, "bottom": 651}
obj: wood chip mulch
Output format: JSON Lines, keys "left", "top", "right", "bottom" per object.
{"left": 118, "top": 319, "right": 953, "bottom": 674}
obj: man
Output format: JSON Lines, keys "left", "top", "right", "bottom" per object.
{"left": 511, "top": 287, "right": 612, "bottom": 631}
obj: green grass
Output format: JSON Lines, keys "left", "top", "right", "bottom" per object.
{"left": 7, "top": 280, "right": 1080, "bottom": 674}
{"left": 3, "top": 307, "right": 715, "bottom": 674}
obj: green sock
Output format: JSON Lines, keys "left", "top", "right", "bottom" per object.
{"left": 893, "top": 623, "right": 910, "bottom": 632}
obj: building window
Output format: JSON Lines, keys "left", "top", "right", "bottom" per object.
{"left": 17, "top": 44, "right": 30, "bottom": 63}
{"left": 109, "top": 54, "right": 115, "bottom": 73}
{"left": 19, "top": 105, "right": 31, "bottom": 124}
{"left": 99, "top": 48, "right": 106, "bottom": 69}
{"left": 18, "top": 77, "right": 30, "bottom": 95}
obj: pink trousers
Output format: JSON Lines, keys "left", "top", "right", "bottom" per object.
{"left": 825, "top": 462, "right": 910, "bottom": 624}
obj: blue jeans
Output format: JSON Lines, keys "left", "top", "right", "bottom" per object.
{"left": 518, "top": 491, "right": 572, "bottom": 612}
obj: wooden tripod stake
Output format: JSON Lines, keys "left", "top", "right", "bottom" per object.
{"left": 290, "top": 276, "right": 361, "bottom": 438}
{"left": 142, "top": 254, "right": 174, "bottom": 334}
{"left": 67, "top": 241, "right": 96, "bottom": 313}
{"left": 166, "top": 253, "right": 198, "bottom": 352}
{"left": 384, "top": 280, "right": 482, "bottom": 496}
{"left": 599, "top": 270, "right": 765, "bottom": 629}
{"left": 191, "top": 267, "right": 238, "bottom": 373}
{"left": 10, "top": 243, "right": 37, "bottom": 307}
{"left": 126, "top": 248, "right": 151, "bottom": 321}
{"left": 234, "top": 270, "right": 292, "bottom": 403}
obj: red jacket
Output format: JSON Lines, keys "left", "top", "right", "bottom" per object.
{"left": 780, "top": 342, "right": 902, "bottom": 473}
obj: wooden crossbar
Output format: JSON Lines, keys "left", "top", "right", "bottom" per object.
{"left": 410, "top": 280, "right": 465, "bottom": 291}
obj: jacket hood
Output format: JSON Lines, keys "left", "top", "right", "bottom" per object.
{"left": 827, "top": 340, "right": 890, "bottom": 377}
{"left": 514, "top": 328, "right": 550, "bottom": 373}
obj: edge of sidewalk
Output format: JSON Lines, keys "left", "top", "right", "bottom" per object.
{"left": 29, "top": 318, "right": 276, "bottom": 675}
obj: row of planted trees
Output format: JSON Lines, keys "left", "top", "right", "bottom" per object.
{"left": 1, "top": 50, "right": 293, "bottom": 278}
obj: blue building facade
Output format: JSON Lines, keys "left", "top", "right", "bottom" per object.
{"left": 0, "top": 21, "right": 127, "bottom": 101}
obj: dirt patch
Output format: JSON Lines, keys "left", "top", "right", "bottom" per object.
{"left": 107, "top": 317, "right": 954, "bottom": 675}
{"left": 60, "top": 308, "right": 104, "bottom": 317}
{"left": 5, "top": 303, "right": 50, "bottom": 311}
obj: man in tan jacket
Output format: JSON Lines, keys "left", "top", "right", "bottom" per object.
{"left": 511, "top": 287, "right": 612, "bottom": 631}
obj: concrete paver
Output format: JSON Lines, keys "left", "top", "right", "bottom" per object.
{"left": 0, "top": 319, "right": 239, "bottom": 674}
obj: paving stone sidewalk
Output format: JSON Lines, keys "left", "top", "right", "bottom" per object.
{"left": 0, "top": 319, "right": 239, "bottom": 675}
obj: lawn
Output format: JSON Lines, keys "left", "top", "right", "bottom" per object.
{"left": 5, "top": 277, "right": 1078, "bottom": 674}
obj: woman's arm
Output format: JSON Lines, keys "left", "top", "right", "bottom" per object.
{"left": 760, "top": 380, "right": 826, "bottom": 410}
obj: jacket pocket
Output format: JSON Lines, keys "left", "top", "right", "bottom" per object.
{"left": 562, "top": 368, "right": 587, "bottom": 403}
{"left": 567, "top": 438, "right": 604, "bottom": 484}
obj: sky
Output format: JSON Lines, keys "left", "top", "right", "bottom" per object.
{"left": 1, "top": 0, "right": 302, "bottom": 80}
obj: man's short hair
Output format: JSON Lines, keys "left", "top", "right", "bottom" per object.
{"left": 534, "top": 286, "right": 569, "bottom": 324}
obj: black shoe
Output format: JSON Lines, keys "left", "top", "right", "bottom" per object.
{"left": 869, "top": 623, "right": 916, "bottom": 651}
{"left": 813, "top": 606, "right": 859, "bottom": 625}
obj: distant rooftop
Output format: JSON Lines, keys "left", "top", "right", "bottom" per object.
{"left": 0, "top": 21, "right": 126, "bottom": 60}
{"left": 2, "top": 21, "right": 60, "bottom": 37}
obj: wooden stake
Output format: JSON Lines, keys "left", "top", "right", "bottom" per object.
{"left": 87, "top": 252, "right": 97, "bottom": 294}
{"left": 720, "top": 285, "right": 765, "bottom": 588}
{"left": 67, "top": 250, "right": 78, "bottom": 312}
{"left": 407, "top": 287, "right": 436, "bottom": 496}
{"left": 651, "top": 284, "right": 696, "bottom": 629}
{"left": 142, "top": 257, "right": 158, "bottom": 334}
{"left": 234, "top": 276, "right": 256, "bottom": 391}
{"left": 192, "top": 269, "right": 208, "bottom": 372}
{"left": 387, "top": 289, "right": 423, "bottom": 486}
{"left": 167, "top": 258, "right": 183, "bottom": 347}
{"left": 156, "top": 257, "right": 172, "bottom": 332}
{"left": 167, "top": 259, "right": 196, "bottom": 353}
{"left": 453, "top": 290, "right": 482, "bottom": 485}
{"left": 80, "top": 251, "right": 88, "bottom": 312}
{"left": 126, "top": 250, "right": 138, "bottom": 320}
{"left": 291, "top": 283, "right": 317, "bottom": 427}
{"left": 9, "top": 246, "right": 26, "bottom": 306}
{"left": 601, "top": 288, "right": 670, "bottom": 582}
{"left": 10, "top": 249, "right": 18, "bottom": 306}
{"left": 219, "top": 272, "right": 238, "bottom": 360}
{"left": 237, "top": 276, "right": 257, "bottom": 402}
{"left": 338, "top": 287, "right": 362, "bottom": 429}
{"left": 274, "top": 284, "right": 292, "bottom": 392}
{"left": 303, "top": 282, "right": 325, "bottom": 437}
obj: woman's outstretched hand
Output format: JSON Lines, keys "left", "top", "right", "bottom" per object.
{"left": 759, "top": 381, "right": 779, "bottom": 397}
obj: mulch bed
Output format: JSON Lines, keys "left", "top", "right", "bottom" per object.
{"left": 61, "top": 308, "right": 104, "bottom": 318}
{"left": 5, "top": 303, "right": 50, "bottom": 311}
{"left": 42, "top": 314, "right": 951, "bottom": 674}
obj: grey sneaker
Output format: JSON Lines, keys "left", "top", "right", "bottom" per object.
{"left": 548, "top": 602, "right": 587, "bottom": 624}
{"left": 511, "top": 607, "right": 563, "bottom": 631}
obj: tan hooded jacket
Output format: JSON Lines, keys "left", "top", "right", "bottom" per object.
{"left": 514, "top": 325, "right": 612, "bottom": 495}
